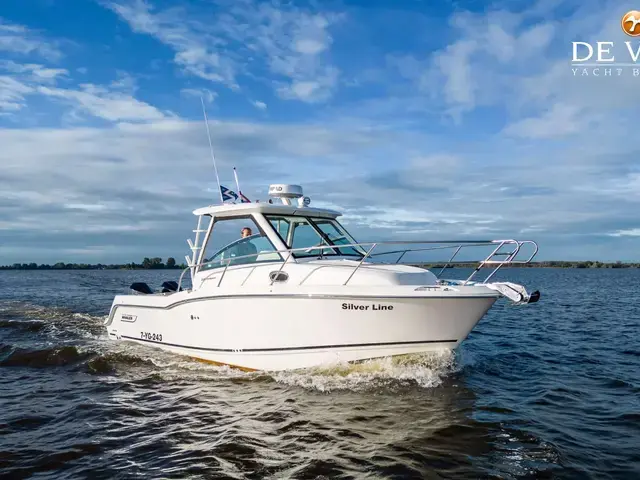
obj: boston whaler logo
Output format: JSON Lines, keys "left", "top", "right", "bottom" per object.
{"left": 121, "top": 313, "right": 137, "bottom": 322}
{"left": 571, "top": 10, "right": 640, "bottom": 76}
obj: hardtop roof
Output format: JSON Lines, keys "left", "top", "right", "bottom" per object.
{"left": 192, "top": 202, "right": 342, "bottom": 219}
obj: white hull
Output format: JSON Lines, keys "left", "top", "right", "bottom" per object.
{"left": 105, "top": 289, "right": 498, "bottom": 371}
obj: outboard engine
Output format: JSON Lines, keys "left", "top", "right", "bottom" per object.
{"left": 130, "top": 282, "right": 153, "bottom": 294}
{"left": 161, "top": 281, "right": 180, "bottom": 293}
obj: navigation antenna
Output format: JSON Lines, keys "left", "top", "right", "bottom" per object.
{"left": 200, "top": 96, "right": 224, "bottom": 204}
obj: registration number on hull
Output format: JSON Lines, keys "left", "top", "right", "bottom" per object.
{"left": 140, "top": 332, "right": 163, "bottom": 342}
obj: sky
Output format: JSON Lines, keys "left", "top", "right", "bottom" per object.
{"left": 1, "top": 0, "right": 639, "bottom": 264}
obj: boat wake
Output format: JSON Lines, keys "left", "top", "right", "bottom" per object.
{"left": 271, "top": 350, "right": 458, "bottom": 392}
{"left": 1, "top": 301, "right": 460, "bottom": 391}
{"left": 0, "top": 301, "right": 107, "bottom": 339}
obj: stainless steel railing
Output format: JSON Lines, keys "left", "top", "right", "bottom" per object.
{"left": 175, "top": 239, "right": 539, "bottom": 291}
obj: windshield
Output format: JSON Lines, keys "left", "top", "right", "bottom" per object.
{"left": 199, "top": 217, "right": 282, "bottom": 271}
{"left": 264, "top": 214, "right": 365, "bottom": 258}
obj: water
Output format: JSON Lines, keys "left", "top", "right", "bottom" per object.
{"left": 0, "top": 268, "right": 639, "bottom": 479}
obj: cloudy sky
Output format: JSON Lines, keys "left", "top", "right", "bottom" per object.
{"left": 1, "top": 0, "right": 639, "bottom": 264}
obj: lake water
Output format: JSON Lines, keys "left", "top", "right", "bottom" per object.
{"left": 1, "top": 268, "right": 639, "bottom": 479}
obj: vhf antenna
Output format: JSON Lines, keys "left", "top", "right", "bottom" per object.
{"left": 200, "top": 96, "right": 224, "bottom": 204}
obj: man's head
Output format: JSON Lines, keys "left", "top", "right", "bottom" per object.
{"left": 241, "top": 227, "right": 252, "bottom": 238}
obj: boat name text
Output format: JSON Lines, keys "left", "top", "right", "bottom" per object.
{"left": 342, "top": 303, "right": 394, "bottom": 311}
{"left": 141, "top": 331, "right": 163, "bottom": 342}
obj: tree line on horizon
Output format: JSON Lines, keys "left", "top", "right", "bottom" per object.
{"left": 0, "top": 257, "right": 187, "bottom": 271}
{"left": 1, "top": 258, "right": 639, "bottom": 270}
{"left": 417, "top": 260, "right": 640, "bottom": 269}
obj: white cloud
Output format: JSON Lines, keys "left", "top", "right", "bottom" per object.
{"left": 0, "top": 22, "right": 68, "bottom": 114}
{"left": 0, "top": 60, "right": 68, "bottom": 80}
{"left": 607, "top": 228, "right": 640, "bottom": 237}
{"left": 109, "top": 71, "right": 138, "bottom": 92}
{"left": 0, "top": 60, "right": 68, "bottom": 114}
{"left": 107, "top": 0, "right": 343, "bottom": 103}
{"left": 0, "top": 56, "right": 168, "bottom": 122}
{"left": 180, "top": 88, "right": 217, "bottom": 103}
{"left": 432, "top": 40, "right": 477, "bottom": 120}
{"left": 0, "top": 76, "right": 33, "bottom": 113}
{"left": 0, "top": 18, "right": 62, "bottom": 61}
{"left": 502, "top": 103, "right": 584, "bottom": 139}
{"left": 107, "top": 0, "right": 238, "bottom": 87}
{"left": 257, "top": 9, "right": 341, "bottom": 101}
{"left": 64, "top": 203, "right": 109, "bottom": 212}
{"left": 252, "top": 100, "right": 267, "bottom": 110}
{"left": 294, "top": 39, "right": 326, "bottom": 55}
{"left": 38, "top": 85, "right": 168, "bottom": 122}
{"left": 275, "top": 64, "right": 340, "bottom": 103}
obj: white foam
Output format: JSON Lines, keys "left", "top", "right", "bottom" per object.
{"left": 271, "top": 351, "right": 457, "bottom": 392}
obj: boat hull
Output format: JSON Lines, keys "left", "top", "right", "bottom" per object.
{"left": 105, "top": 292, "right": 497, "bottom": 371}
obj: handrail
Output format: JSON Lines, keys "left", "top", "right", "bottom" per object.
{"left": 342, "top": 243, "right": 377, "bottom": 286}
{"left": 462, "top": 240, "right": 519, "bottom": 285}
{"left": 175, "top": 238, "right": 539, "bottom": 291}
{"left": 437, "top": 245, "right": 462, "bottom": 277}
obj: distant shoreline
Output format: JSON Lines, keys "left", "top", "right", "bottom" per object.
{"left": 1, "top": 260, "right": 638, "bottom": 270}
{"left": 0, "top": 257, "right": 185, "bottom": 271}
{"left": 414, "top": 261, "right": 640, "bottom": 269}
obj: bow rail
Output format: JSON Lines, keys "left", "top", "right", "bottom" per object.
{"left": 175, "top": 239, "right": 538, "bottom": 291}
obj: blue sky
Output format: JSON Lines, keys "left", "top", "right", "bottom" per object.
{"left": 1, "top": 0, "right": 639, "bottom": 264}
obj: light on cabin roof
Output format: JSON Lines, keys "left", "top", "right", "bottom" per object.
{"left": 297, "top": 196, "right": 311, "bottom": 207}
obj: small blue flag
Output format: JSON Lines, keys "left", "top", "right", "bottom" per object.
{"left": 220, "top": 185, "right": 238, "bottom": 202}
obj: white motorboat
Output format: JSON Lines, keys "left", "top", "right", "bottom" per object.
{"left": 105, "top": 184, "right": 540, "bottom": 372}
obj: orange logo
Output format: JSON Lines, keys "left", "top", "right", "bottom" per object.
{"left": 622, "top": 10, "right": 640, "bottom": 36}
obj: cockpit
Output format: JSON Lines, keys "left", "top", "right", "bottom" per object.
{"left": 200, "top": 213, "right": 366, "bottom": 271}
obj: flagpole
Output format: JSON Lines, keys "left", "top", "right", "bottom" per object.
{"left": 233, "top": 167, "right": 242, "bottom": 201}
{"left": 200, "top": 96, "right": 224, "bottom": 204}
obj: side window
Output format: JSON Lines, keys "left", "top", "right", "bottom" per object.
{"left": 200, "top": 217, "right": 280, "bottom": 270}
{"left": 269, "top": 217, "right": 291, "bottom": 243}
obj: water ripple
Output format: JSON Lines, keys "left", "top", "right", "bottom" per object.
{"left": 0, "top": 269, "right": 639, "bottom": 478}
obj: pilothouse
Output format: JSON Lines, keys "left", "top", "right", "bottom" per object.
{"left": 106, "top": 182, "right": 541, "bottom": 372}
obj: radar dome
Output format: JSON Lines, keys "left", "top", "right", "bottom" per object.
{"left": 268, "top": 184, "right": 303, "bottom": 199}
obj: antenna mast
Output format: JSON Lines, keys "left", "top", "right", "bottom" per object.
{"left": 200, "top": 96, "right": 224, "bottom": 204}
{"left": 233, "top": 167, "right": 241, "bottom": 199}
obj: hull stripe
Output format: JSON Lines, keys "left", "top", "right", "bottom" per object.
{"left": 121, "top": 336, "right": 458, "bottom": 353}
{"left": 106, "top": 294, "right": 497, "bottom": 325}
{"left": 112, "top": 292, "right": 497, "bottom": 311}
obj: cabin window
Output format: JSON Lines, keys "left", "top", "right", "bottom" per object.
{"left": 311, "top": 219, "right": 366, "bottom": 257}
{"left": 289, "top": 220, "right": 337, "bottom": 257}
{"left": 265, "top": 215, "right": 365, "bottom": 258}
{"left": 271, "top": 217, "right": 291, "bottom": 241}
{"left": 199, "top": 216, "right": 281, "bottom": 271}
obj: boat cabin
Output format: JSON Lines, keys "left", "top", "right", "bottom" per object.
{"left": 186, "top": 184, "right": 367, "bottom": 283}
